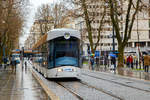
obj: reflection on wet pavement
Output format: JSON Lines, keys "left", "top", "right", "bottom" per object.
{"left": 83, "top": 64, "right": 150, "bottom": 81}
{"left": 0, "top": 64, "right": 50, "bottom": 100}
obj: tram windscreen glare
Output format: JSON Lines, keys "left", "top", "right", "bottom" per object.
{"left": 54, "top": 38, "right": 79, "bottom": 67}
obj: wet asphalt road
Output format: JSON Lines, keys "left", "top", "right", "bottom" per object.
{"left": 0, "top": 64, "right": 49, "bottom": 100}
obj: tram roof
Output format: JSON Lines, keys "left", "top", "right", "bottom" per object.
{"left": 47, "top": 28, "right": 81, "bottom": 41}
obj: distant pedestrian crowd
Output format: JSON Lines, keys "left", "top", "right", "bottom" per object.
{"left": 88, "top": 53, "right": 150, "bottom": 73}
{"left": 2, "top": 55, "right": 19, "bottom": 73}
{"left": 89, "top": 54, "right": 116, "bottom": 70}
{"left": 124, "top": 54, "right": 150, "bottom": 72}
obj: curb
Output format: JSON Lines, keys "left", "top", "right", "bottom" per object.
{"left": 30, "top": 68, "right": 60, "bottom": 100}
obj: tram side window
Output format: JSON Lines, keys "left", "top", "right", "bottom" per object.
{"left": 41, "top": 43, "right": 48, "bottom": 67}
{"left": 48, "top": 41, "right": 54, "bottom": 68}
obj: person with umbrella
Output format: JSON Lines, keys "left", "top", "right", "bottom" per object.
{"left": 109, "top": 53, "right": 116, "bottom": 70}
{"left": 90, "top": 54, "right": 95, "bottom": 70}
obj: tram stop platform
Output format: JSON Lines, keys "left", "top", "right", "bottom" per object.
{"left": 0, "top": 62, "right": 49, "bottom": 100}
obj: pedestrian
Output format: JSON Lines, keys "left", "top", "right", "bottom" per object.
{"left": 3, "top": 57, "right": 8, "bottom": 70}
{"left": 25, "top": 61, "right": 27, "bottom": 70}
{"left": 142, "top": 55, "right": 144, "bottom": 69}
{"left": 96, "top": 57, "right": 99, "bottom": 67}
{"left": 90, "top": 55, "right": 95, "bottom": 70}
{"left": 127, "top": 56, "right": 130, "bottom": 68}
{"left": 139, "top": 59, "right": 142, "bottom": 69}
{"left": 104, "top": 55, "right": 108, "bottom": 69}
{"left": 135, "top": 58, "right": 138, "bottom": 69}
{"left": 129, "top": 55, "right": 133, "bottom": 69}
{"left": 144, "top": 54, "right": 150, "bottom": 72}
{"left": 108, "top": 55, "right": 111, "bottom": 67}
{"left": 111, "top": 56, "right": 116, "bottom": 70}
{"left": 10, "top": 57, "right": 16, "bottom": 73}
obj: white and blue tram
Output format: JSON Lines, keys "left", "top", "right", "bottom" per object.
{"left": 32, "top": 28, "right": 81, "bottom": 78}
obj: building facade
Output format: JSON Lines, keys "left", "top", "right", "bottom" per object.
{"left": 75, "top": 0, "right": 150, "bottom": 56}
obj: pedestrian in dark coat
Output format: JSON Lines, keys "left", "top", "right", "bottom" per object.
{"left": 25, "top": 61, "right": 27, "bottom": 70}
{"left": 3, "top": 57, "right": 8, "bottom": 69}
{"left": 104, "top": 56, "right": 108, "bottom": 69}
{"left": 90, "top": 55, "right": 95, "bottom": 70}
{"left": 136, "top": 59, "right": 138, "bottom": 69}
{"left": 10, "top": 57, "right": 17, "bottom": 73}
{"left": 111, "top": 57, "right": 116, "bottom": 70}
{"left": 127, "top": 56, "right": 130, "bottom": 68}
{"left": 144, "top": 54, "right": 150, "bottom": 72}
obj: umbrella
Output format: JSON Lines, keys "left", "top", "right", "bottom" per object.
{"left": 109, "top": 53, "right": 116, "bottom": 58}
{"left": 90, "top": 53, "right": 95, "bottom": 56}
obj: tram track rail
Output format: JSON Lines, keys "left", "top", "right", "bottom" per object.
{"left": 79, "top": 80, "right": 124, "bottom": 100}
{"left": 56, "top": 82, "right": 84, "bottom": 100}
{"left": 82, "top": 73, "right": 150, "bottom": 93}
{"left": 56, "top": 80, "right": 124, "bottom": 100}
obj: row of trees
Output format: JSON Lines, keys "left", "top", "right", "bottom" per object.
{"left": 67, "top": 0, "right": 149, "bottom": 68}
{"left": 0, "top": 0, "right": 28, "bottom": 63}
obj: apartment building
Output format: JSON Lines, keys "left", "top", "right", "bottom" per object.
{"left": 24, "top": 19, "right": 53, "bottom": 49}
{"left": 75, "top": 0, "right": 117, "bottom": 56}
{"left": 75, "top": 0, "right": 150, "bottom": 56}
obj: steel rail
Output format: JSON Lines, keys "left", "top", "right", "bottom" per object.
{"left": 82, "top": 73, "right": 150, "bottom": 93}
{"left": 79, "top": 81, "right": 124, "bottom": 100}
{"left": 56, "top": 82, "right": 84, "bottom": 100}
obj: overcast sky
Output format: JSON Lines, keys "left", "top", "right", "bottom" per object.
{"left": 19, "top": 0, "right": 55, "bottom": 47}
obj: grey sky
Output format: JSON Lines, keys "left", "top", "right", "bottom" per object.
{"left": 19, "top": 0, "right": 55, "bottom": 46}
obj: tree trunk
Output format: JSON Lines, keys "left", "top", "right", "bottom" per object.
{"left": 117, "top": 43, "right": 124, "bottom": 68}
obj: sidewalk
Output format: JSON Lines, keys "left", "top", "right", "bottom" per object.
{"left": 0, "top": 63, "right": 49, "bottom": 100}
{"left": 82, "top": 63, "right": 150, "bottom": 81}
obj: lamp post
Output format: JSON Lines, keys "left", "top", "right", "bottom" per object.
{"left": 21, "top": 47, "right": 24, "bottom": 69}
{"left": 2, "top": 20, "right": 6, "bottom": 60}
{"left": 112, "top": 27, "right": 115, "bottom": 53}
{"left": 112, "top": 26, "right": 116, "bottom": 70}
{"left": 137, "top": 12, "right": 141, "bottom": 69}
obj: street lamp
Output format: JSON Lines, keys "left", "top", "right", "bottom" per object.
{"left": 112, "top": 26, "right": 116, "bottom": 70}
{"left": 112, "top": 27, "right": 115, "bottom": 53}
{"left": 2, "top": 20, "right": 6, "bottom": 60}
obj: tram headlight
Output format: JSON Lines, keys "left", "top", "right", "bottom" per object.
{"left": 64, "top": 33, "right": 70, "bottom": 39}
{"left": 57, "top": 68, "right": 63, "bottom": 72}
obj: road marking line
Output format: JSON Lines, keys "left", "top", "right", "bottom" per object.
{"left": 31, "top": 69, "right": 60, "bottom": 100}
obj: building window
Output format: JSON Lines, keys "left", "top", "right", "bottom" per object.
{"left": 127, "top": 42, "right": 132, "bottom": 47}
{"left": 148, "top": 42, "right": 150, "bottom": 47}
{"left": 140, "top": 42, "right": 146, "bottom": 47}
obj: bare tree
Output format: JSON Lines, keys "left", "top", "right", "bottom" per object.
{"left": 35, "top": 4, "right": 52, "bottom": 35}
{"left": 66, "top": 0, "right": 107, "bottom": 54}
{"left": 0, "top": 0, "right": 28, "bottom": 63}
{"left": 35, "top": 2, "right": 72, "bottom": 35}
{"left": 108, "top": 0, "right": 148, "bottom": 68}
{"left": 51, "top": 3, "right": 71, "bottom": 28}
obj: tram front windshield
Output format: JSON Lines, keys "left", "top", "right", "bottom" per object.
{"left": 54, "top": 38, "right": 79, "bottom": 67}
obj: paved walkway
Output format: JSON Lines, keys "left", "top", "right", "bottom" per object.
{"left": 0, "top": 63, "right": 49, "bottom": 100}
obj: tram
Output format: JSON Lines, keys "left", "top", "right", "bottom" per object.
{"left": 32, "top": 28, "right": 81, "bottom": 78}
